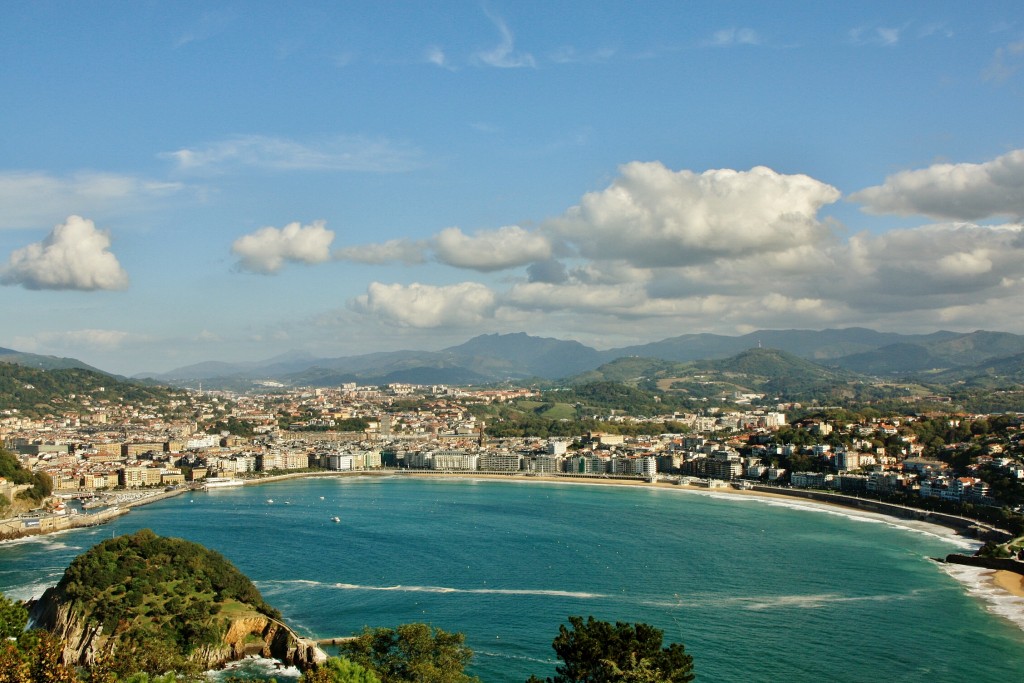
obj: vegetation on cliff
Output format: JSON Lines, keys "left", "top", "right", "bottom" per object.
{"left": 0, "top": 443, "right": 52, "bottom": 511}
{"left": 39, "top": 529, "right": 280, "bottom": 677}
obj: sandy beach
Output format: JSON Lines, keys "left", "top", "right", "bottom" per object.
{"left": 993, "top": 570, "right": 1024, "bottom": 598}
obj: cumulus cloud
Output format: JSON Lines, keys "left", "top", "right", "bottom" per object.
{"left": 335, "top": 239, "right": 428, "bottom": 265}
{"left": 850, "top": 149, "right": 1024, "bottom": 220}
{"left": 433, "top": 225, "right": 552, "bottom": 271}
{"left": 0, "top": 172, "right": 182, "bottom": 229}
{"left": 823, "top": 223, "right": 1024, "bottom": 308}
{"left": 474, "top": 14, "right": 535, "bottom": 68}
{"left": 527, "top": 259, "right": 568, "bottom": 284}
{"left": 232, "top": 220, "right": 334, "bottom": 274}
{"left": 352, "top": 281, "right": 497, "bottom": 327}
{"left": 1, "top": 215, "right": 129, "bottom": 291}
{"left": 164, "top": 134, "right": 423, "bottom": 173}
{"left": 546, "top": 161, "right": 840, "bottom": 267}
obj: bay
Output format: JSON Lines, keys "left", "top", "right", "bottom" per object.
{"left": 2, "top": 476, "right": 1024, "bottom": 682}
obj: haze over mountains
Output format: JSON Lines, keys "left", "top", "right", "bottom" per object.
{"left": 108, "top": 328, "right": 1024, "bottom": 389}
{"left": 5, "top": 328, "right": 1024, "bottom": 391}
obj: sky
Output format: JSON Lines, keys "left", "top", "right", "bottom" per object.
{"left": 2, "top": 1, "right": 1023, "bottom": 376}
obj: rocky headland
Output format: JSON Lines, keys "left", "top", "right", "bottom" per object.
{"left": 27, "top": 529, "right": 325, "bottom": 675}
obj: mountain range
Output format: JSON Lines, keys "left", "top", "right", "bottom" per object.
{"left": 130, "top": 328, "right": 1024, "bottom": 389}
{"left": 5, "top": 328, "right": 1024, "bottom": 390}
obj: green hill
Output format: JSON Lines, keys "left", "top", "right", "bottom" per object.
{"left": 29, "top": 529, "right": 310, "bottom": 676}
{"left": 0, "top": 363, "right": 192, "bottom": 419}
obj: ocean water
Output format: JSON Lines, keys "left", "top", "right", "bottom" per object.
{"left": 2, "top": 476, "right": 1024, "bottom": 682}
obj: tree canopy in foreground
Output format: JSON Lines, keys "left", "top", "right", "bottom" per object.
{"left": 527, "top": 616, "right": 695, "bottom": 683}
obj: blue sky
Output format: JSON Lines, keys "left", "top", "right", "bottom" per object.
{"left": 2, "top": 1, "right": 1023, "bottom": 375}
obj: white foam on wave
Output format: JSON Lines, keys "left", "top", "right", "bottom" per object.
{"left": 257, "top": 579, "right": 605, "bottom": 599}
{"left": 638, "top": 589, "right": 929, "bottom": 611}
{"left": 0, "top": 530, "right": 81, "bottom": 550}
{"left": 682, "top": 489, "right": 979, "bottom": 551}
{"left": 206, "top": 654, "right": 301, "bottom": 682}
{"left": 6, "top": 579, "right": 59, "bottom": 602}
{"left": 938, "top": 562, "right": 1024, "bottom": 632}
{"left": 475, "top": 648, "right": 556, "bottom": 665}
{"left": 333, "top": 582, "right": 607, "bottom": 599}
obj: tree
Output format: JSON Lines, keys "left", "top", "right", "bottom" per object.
{"left": 528, "top": 616, "right": 694, "bottom": 683}
{"left": 302, "top": 656, "right": 382, "bottom": 683}
{"left": 0, "top": 592, "right": 28, "bottom": 640}
{"left": 340, "top": 623, "right": 479, "bottom": 683}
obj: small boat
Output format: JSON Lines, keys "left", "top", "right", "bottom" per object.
{"left": 267, "top": 499, "right": 274, "bottom": 504}
{"left": 331, "top": 516, "right": 341, "bottom": 523}
{"left": 319, "top": 496, "right": 325, "bottom": 500}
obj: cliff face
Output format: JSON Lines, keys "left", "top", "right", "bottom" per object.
{"left": 30, "top": 587, "right": 326, "bottom": 671}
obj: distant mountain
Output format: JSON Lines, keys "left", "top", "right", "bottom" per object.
{"left": 828, "top": 331, "right": 1024, "bottom": 376}
{"left": 606, "top": 328, "right": 961, "bottom": 363}
{"left": 571, "top": 347, "right": 859, "bottom": 401}
{"left": 141, "top": 328, "right": 1024, "bottom": 389}
{"left": 0, "top": 346, "right": 108, "bottom": 374}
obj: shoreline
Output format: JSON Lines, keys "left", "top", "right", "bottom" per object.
{"left": 6, "top": 470, "right": 1022, "bottom": 629}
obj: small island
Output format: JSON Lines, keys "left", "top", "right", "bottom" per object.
{"left": 26, "top": 529, "right": 325, "bottom": 677}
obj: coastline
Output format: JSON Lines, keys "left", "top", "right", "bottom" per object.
{"left": 6, "top": 469, "right": 1022, "bottom": 630}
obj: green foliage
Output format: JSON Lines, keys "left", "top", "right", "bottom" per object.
{"left": 49, "top": 529, "right": 279, "bottom": 676}
{"left": 340, "top": 623, "right": 479, "bottom": 683}
{"left": 0, "top": 364, "right": 193, "bottom": 420}
{"left": 208, "top": 416, "right": 255, "bottom": 437}
{"left": 529, "top": 616, "right": 694, "bottom": 683}
{"left": 0, "top": 592, "right": 28, "bottom": 639}
{"left": 0, "top": 443, "right": 52, "bottom": 503}
{"left": 302, "top": 657, "right": 382, "bottom": 683}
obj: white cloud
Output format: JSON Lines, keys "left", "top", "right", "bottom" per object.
{"left": 335, "top": 239, "right": 428, "bottom": 265}
{"left": 425, "top": 46, "right": 451, "bottom": 68}
{"left": 850, "top": 149, "right": 1024, "bottom": 220}
{"left": 164, "top": 134, "right": 423, "bottom": 173}
{"left": 1, "top": 215, "right": 129, "bottom": 291}
{"left": 474, "top": 14, "right": 535, "bottom": 68}
{"left": 433, "top": 225, "right": 552, "bottom": 271}
{"left": 707, "top": 28, "right": 761, "bottom": 47}
{"left": 232, "top": 220, "right": 335, "bottom": 274}
{"left": 546, "top": 161, "right": 840, "bottom": 267}
{"left": 353, "top": 281, "right": 497, "bottom": 327}
{"left": 0, "top": 171, "right": 182, "bottom": 229}
{"left": 548, "top": 46, "right": 616, "bottom": 64}
{"left": 982, "top": 41, "right": 1024, "bottom": 83}
{"left": 849, "top": 26, "right": 902, "bottom": 46}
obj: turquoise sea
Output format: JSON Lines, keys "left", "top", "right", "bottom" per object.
{"left": 2, "top": 476, "right": 1024, "bottom": 681}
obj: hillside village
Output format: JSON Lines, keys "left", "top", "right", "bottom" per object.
{"left": 3, "top": 373, "right": 1024, "bottom": 538}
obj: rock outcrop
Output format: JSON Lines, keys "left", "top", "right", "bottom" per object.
{"left": 30, "top": 585, "right": 326, "bottom": 671}
{"left": 27, "top": 529, "right": 327, "bottom": 673}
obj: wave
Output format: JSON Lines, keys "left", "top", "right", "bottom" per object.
{"left": 686, "top": 490, "right": 980, "bottom": 551}
{"left": 0, "top": 532, "right": 81, "bottom": 551}
{"left": 5, "top": 579, "right": 60, "bottom": 602}
{"left": 938, "top": 563, "right": 1024, "bottom": 632}
{"left": 637, "top": 589, "right": 929, "bottom": 611}
{"left": 475, "top": 649, "right": 556, "bottom": 665}
{"left": 257, "top": 579, "right": 606, "bottom": 599}
{"left": 206, "top": 655, "right": 301, "bottom": 682}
